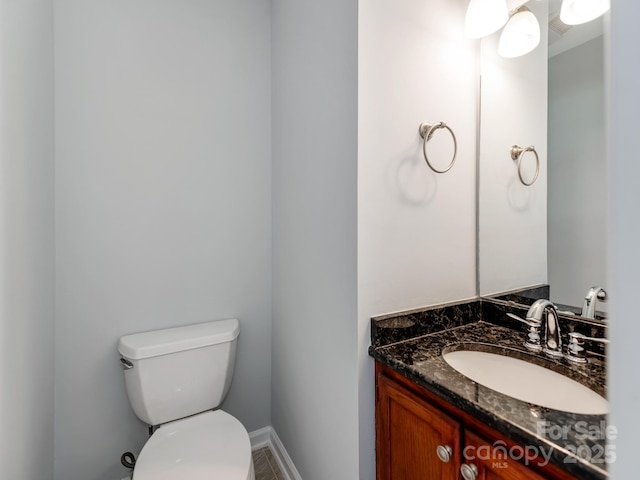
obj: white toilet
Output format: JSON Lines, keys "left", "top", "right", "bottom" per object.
{"left": 118, "top": 318, "right": 255, "bottom": 480}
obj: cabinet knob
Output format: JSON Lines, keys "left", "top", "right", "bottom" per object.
{"left": 460, "top": 463, "right": 478, "bottom": 480}
{"left": 436, "top": 445, "right": 453, "bottom": 463}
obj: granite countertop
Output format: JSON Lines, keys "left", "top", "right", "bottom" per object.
{"left": 370, "top": 311, "right": 608, "bottom": 480}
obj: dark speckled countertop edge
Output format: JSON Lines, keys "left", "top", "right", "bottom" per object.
{"left": 370, "top": 320, "right": 608, "bottom": 480}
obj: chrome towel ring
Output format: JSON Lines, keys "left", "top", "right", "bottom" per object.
{"left": 418, "top": 122, "right": 458, "bottom": 174}
{"left": 510, "top": 145, "right": 540, "bottom": 186}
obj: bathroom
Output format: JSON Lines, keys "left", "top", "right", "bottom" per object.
{"left": 0, "top": 0, "right": 637, "bottom": 479}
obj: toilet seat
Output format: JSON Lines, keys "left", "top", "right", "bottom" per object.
{"left": 133, "top": 410, "right": 254, "bottom": 480}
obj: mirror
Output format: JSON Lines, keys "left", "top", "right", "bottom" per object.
{"left": 477, "top": 0, "right": 607, "bottom": 320}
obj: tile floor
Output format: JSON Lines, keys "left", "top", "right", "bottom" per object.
{"left": 253, "top": 446, "right": 285, "bottom": 480}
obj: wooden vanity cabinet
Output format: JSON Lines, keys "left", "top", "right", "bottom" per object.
{"left": 375, "top": 362, "right": 577, "bottom": 480}
{"left": 376, "top": 373, "right": 461, "bottom": 479}
{"left": 462, "top": 430, "right": 546, "bottom": 480}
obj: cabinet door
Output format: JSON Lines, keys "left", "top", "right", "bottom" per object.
{"left": 461, "top": 431, "right": 547, "bottom": 480}
{"left": 376, "top": 374, "right": 461, "bottom": 480}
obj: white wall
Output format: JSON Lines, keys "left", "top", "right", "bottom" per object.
{"left": 358, "top": 0, "right": 479, "bottom": 476}
{"left": 608, "top": 4, "right": 640, "bottom": 479}
{"left": 548, "top": 36, "right": 606, "bottom": 308}
{"left": 0, "top": 0, "right": 55, "bottom": 478}
{"left": 271, "top": 0, "right": 359, "bottom": 478}
{"left": 478, "top": 1, "right": 549, "bottom": 296}
{"left": 54, "top": 1, "right": 271, "bottom": 479}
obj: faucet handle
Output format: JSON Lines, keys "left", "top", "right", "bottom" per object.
{"left": 568, "top": 331, "right": 610, "bottom": 344}
{"left": 506, "top": 312, "right": 540, "bottom": 328}
{"left": 566, "top": 331, "right": 609, "bottom": 364}
{"left": 507, "top": 313, "right": 542, "bottom": 352}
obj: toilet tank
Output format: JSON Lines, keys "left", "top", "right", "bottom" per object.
{"left": 118, "top": 318, "right": 239, "bottom": 426}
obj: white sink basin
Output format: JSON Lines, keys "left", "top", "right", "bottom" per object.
{"left": 443, "top": 350, "right": 607, "bottom": 415}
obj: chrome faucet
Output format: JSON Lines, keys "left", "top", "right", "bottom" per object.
{"left": 581, "top": 286, "right": 607, "bottom": 319}
{"left": 528, "top": 300, "right": 563, "bottom": 358}
{"left": 508, "top": 299, "right": 562, "bottom": 358}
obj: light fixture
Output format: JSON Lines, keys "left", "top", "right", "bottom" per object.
{"left": 560, "top": 0, "right": 610, "bottom": 26}
{"left": 498, "top": 7, "right": 541, "bottom": 58}
{"left": 464, "top": 0, "right": 606, "bottom": 59}
{"left": 464, "top": 0, "right": 509, "bottom": 39}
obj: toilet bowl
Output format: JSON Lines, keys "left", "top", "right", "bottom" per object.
{"left": 133, "top": 410, "right": 254, "bottom": 480}
{"left": 118, "top": 319, "right": 254, "bottom": 479}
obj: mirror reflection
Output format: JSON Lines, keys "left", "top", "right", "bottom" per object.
{"left": 478, "top": 0, "right": 607, "bottom": 321}
{"left": 548, "top": 19, "right": 606, "bottom": 317}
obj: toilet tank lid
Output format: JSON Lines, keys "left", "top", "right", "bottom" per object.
{"left": 118, "top": 318, "right": 239, "bottom": 360}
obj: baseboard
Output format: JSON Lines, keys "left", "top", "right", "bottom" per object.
{"left": 249, "top": 426, "right": 272, "bottom": 450}
{"left": 249, "top": 426, "right": 302, "bottom": 480}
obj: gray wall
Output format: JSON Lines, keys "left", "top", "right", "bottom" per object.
{"left": 54, "top": 1, "right": 271, "bottom": 479}
{"left": 609, "top": 3, "right": 640, "bottom": 478}
{"left": 0, "top": 0, "right": 55, "bottom": 478}
{"left": 548, "top": 36, "right": 606, "bottom": 308}
{"left": 271, "top": 0, "right": 359, "bottom": 478}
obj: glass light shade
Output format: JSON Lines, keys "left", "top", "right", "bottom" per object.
{"left": 560, "top": 0, "right": 610, "bottom": 25}
{"left": 498, "top": 9, "right": 541, "bottom": 58}
{"left": 464, "top": 0, "right": 509, "bottom": 38}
